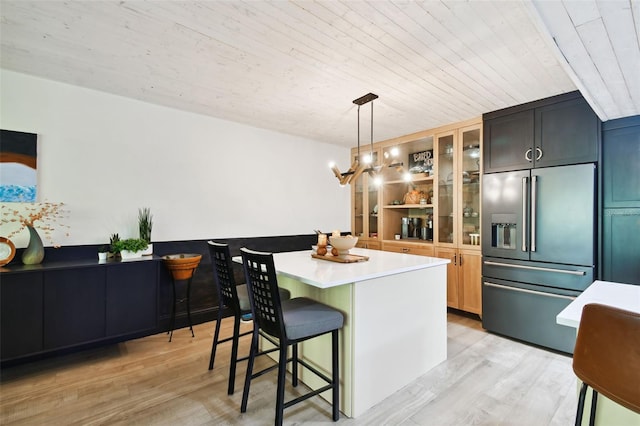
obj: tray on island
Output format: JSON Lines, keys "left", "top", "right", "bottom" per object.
{"left": 311, "top": 253, "right": 369, "bottom": 263}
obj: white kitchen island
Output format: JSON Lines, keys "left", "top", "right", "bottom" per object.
{"left": 239, "top": 248, "right": 449, "bottom": 418}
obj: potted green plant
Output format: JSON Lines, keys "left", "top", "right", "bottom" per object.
{"left": 109, "top": 233, "right": 120, "bottom": 258}
{"left": 138, "top": 207, "right": 153, "bottom": 255}
{"left": 98, "top": 245, "right": 110, "bottom": 261}
{"left": 111, "top": 238, "right": 149, "bottom": 260}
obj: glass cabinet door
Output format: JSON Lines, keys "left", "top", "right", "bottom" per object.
{"left": 351, "top": 150, "right": 380, "bottom": 240}
{"left": 352, "top": 161, "right": 364, "bottom": 238}
{"left": 460, "top": 126, "right": 481, "bottom": 247}
{"left": 437, "top": 132, "right": 455, "bottom": 244}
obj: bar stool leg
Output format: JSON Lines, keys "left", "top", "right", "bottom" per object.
{"left": 292, "top": 343, "right": 298, "bottom": 387}
{"left": 275, "top": 345, "right": 288, "bottom": 426}
{"left": 227, "top": 313, "right": 242, "bottom": 395}
{"left": 332, "top": 329, "right": 340, "bottom": 421}
{"left": 209, "top": 304, "right": 224, "bottom": 370}
{"left": 575, "top": 382, "right": 588, "bottom": 426}
{"left": 589, "top": 390, "right": 598, "bottom": 426}
{"left": 241, "top": 329, "right": 259, "bottom": 413}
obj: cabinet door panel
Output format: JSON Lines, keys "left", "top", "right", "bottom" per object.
{"left": 106, "top": 262, "right": 158, "bottom": 336}
{"left": 44, "top": 268, "right": 106, "bottom": 349}
{"left": 602, "top": 209, "right": 640, "bottom": 284}
{"left": 435, "top": 247, "right": 459, "bottom": 309}
{"left": 603, "top": 124, "right": 640, "bottom": 208}
{"left": 460, "top": 251, "right": 482, "bottom": 315}
{"left": 534, "top": 97, "right": 599, "bottom": 168}
{"left": 483, "top": 110, "right": 534, "bottom": 173}
{"left": 1, "top": 272, "right": 43, "bottom": 360}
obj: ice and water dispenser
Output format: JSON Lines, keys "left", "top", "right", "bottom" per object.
{"left": 490, "top": 214, "right": 517, "bottom": 249}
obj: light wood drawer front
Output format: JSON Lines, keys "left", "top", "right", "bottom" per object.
{"left": 383, "top": 242, "right": 434, "bottom": 257}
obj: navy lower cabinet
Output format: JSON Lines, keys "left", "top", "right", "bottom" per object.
{"left": 106, "top": 261, "right": 158, "bottom": 337}
{"left": 44, "top": 268, "right": 107, "bottom": 349}
{"left": 1, "top": 259, "right": 159, "bottom": 365}
{"left": 0, "top": 272, "right": 44, "bottom": 361}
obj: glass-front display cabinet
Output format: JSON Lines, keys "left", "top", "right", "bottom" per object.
{"left": 380, "top": 136, "right": 434, "bottom": 243}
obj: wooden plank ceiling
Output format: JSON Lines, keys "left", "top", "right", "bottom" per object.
{"left": 0, "top": 1, "right": 637, "bottom": 147}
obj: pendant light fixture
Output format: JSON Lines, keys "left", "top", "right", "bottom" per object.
{"left": 330, "top": 93, "right": 399, "bottom": 186}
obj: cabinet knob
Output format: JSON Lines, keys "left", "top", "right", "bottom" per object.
{"left": 402, "top": 248, "right": 410, "bottom": 253}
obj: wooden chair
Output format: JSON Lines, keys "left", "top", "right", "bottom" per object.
{"left": 240, "top": 247, "right": 344, "bottom": 426}
{"left": 573, "top": 303, "right": 640, "bottom": 425}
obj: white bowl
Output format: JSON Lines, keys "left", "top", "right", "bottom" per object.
{"left": 328, "top": 236, "right": 358, "bottom": 255}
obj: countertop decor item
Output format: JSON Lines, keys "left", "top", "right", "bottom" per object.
{"left": 22, "top": 225, "right": 44, "bottom": 264}
{"left": 111, "top": 238, "right": 148, "bottom": 260}
{"left": 328, "top": 235, "right": 358, "bottom": 255}
{"left": 138, "top": 207, "right": 153, "bottom": 255}
{"left": 0, "top": 236, "right": 16, "bottom": 267}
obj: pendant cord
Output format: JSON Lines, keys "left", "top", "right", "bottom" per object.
{"left": 370, "top": 101, "right": 374, "bottom": 160}
{"left": 357, "top": 104, "right": 361, "bottom": 161}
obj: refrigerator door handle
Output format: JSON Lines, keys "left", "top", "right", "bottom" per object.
{"left": 531, "top": 175, "right": 538, "bottom": 252}
{"left": 483, "top": 260, "right": 586, "bottom": 276}
{"left": 484, "top": 282, "right": 576, "bottom": 301}
{"left": 522, "top": 177, "right": 528, "bottom": 252}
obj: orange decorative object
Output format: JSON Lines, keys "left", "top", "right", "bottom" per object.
{"left": 0, "top": 237, "right": 16, "bottom": 267}
{"left": 163, "top": 253, "right": 202, "bottom": 280}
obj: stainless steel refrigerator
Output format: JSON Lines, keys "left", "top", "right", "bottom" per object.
{"left": 481, "top": 163, "right": 596, "bottom": 353}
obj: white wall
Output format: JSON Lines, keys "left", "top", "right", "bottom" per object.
{"left": 0, "top": 70, "right": 351, "bottom": 247}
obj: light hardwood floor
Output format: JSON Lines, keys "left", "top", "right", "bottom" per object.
{"left": 0, "top": 312, "right": 577, "bottom": 425}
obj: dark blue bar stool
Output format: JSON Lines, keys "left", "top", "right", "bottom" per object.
{"left": 207, "top": 241, "right": 289, "bottom": 395}
{"left": 240, "top": 247, "right": 344, "bottom": 426}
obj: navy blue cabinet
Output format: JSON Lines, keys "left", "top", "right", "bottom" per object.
{"left": 44, "top": 268, "right": 107, "bottom": 349}
{"left": 1, "top": 259, "right": 158, "bottom": 364}
{"left": 483, "top": 91, "right": 599, "bottom": 173}
{"left": 106, "top": 261, "right": 158, "bottom": 336}
{"left": 602, "top": 115, "right": 640, "bottom": 284}
{"left": 1, "top": 272, "right": 43, "bottom": 360}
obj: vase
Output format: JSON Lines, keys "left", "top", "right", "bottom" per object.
{"left": 22, "top": 225, "right": 45, "bottom": 265}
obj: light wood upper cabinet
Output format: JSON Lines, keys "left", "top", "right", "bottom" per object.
{"left": 349, "top": 118, "right": 482, "bottom": 315}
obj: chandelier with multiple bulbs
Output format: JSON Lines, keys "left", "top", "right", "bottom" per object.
{"left": 330, "top": 93, "right": 406, "bottom": 186}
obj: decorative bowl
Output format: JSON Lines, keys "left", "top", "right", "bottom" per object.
{"left": 328, "top": 236, "right": 358, "bottom": 255}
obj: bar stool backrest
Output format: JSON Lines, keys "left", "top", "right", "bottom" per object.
{"left": 208, "top": 241, "right": 241, "bottom": 314}
{"left": 240, "top": 248, "right": 286, "bottom": 341}
{"left": 573, "top": 303, "right": 640, "bottom": 414}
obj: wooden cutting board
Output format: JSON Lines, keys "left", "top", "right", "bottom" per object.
{"left": 311, "top": 253, "right": 369, "bottom": 263}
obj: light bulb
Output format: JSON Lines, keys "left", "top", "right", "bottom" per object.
{"left": 390, "top": 147, "right": 399, "bottom": 157}
{"left": 403, "top": 172, "right": 412, "bottom": 182}
{"left": 373, "top": 176, "right": 383, "bottom": 186}
{"left": 363, "top": 154, "right": 372, "bottom": 164}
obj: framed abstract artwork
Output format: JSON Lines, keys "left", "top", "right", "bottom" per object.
{"left": 0, "top": 130, "right": 38, "bottom": 202}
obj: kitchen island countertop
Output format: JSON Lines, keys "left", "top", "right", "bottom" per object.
{"left": 263, "top": 247, "right": 449, "bottom": 289}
